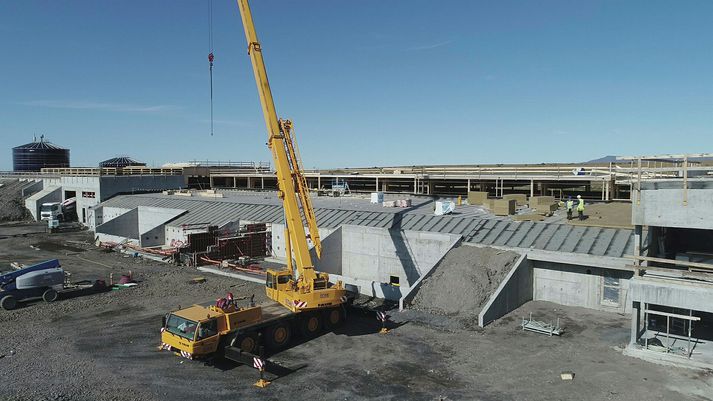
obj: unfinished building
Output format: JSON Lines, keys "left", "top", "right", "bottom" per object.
{"left": 624, "top": 155, "right": 713, "bottom": 369}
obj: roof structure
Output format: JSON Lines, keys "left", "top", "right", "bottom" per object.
{"left": 99, "top": 156, "right": 146, "bottom": 168}
{"left": 99, "top": 192, "right": 637, "bottom": 259}
{"left": 13, "top": 139, "right": 67, "bottom": 150}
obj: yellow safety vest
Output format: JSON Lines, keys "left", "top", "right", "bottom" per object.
{"left": 577, "top": 199, "right": 585, "bottom": 211}
{"left": 566, "top": 200, "right": 574, "bottom": 210}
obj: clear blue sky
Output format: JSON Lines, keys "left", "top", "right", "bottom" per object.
{"left": 1, "top": 1, "right": 711, "bottom": 170}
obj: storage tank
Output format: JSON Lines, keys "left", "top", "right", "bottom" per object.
{"left": 12, "top": 136, "right": 70, "bottom": 172}
{"left": 99, "top": 156, "right": 146, "bottom": 168}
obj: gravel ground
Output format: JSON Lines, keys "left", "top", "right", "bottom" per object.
{"left": 410, "top": 245, "right": 520, "bottom": 317}
{"left": 1, "top": 226, "right": 712, "bottom": 401}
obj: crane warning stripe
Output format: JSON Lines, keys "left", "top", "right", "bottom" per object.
{"left": 293, "top": 300, "right": 307, "bottom": 308}
{"left": 253, "top": 357, "right": 264, "bottom": 369}
{"left": 377, "top": 311, "right": 387, "bottom": 322}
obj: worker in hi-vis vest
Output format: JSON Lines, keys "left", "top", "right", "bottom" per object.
{"left": 576, "top": 195, "right": 585, "bottom": 220}
{"left": 566, "top": 196, "right": 574, "bottom": 220}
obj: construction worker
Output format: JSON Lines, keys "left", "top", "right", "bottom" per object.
{"left": 576, "top": 195, "right": 585, "bottom": 220}
{"left": 566, "top": 196, "right": 574, "bottom": 220}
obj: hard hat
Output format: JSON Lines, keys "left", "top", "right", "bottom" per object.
{"left": 577, "top": 195, "right": 581, "bottom": 199}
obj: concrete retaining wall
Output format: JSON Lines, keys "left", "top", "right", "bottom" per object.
{"left": 478, "top": 254, "right": 532, "bottom": 327}
{"left": 271, "top": 224, "right": 460, "bottom": 301}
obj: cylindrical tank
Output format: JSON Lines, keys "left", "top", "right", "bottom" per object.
{"left": 99, "top": 156, "right": 146, "bottom": 168}
{"left": 12, "top": 137, "right": 70, "bottom": 172}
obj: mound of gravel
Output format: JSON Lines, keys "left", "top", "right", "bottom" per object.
{"left": 410, "top": 245, "right": 520, "bottom": 317}
{"left": 0, "top": 179, "right": 33, "bottom": 223}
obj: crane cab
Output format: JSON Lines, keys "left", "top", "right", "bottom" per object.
{"left": 265, "top": 269, "right": 292, "bottom": 296}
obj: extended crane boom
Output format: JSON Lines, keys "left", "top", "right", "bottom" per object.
{"left": 236, "top": 0, "right": 345, "bottom": 313}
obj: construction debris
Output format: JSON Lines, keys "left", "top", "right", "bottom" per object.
{"left": 560, "top": 371, "right": 575, "bottom": 381}
{"left": 521, "top": 312, "right": 564, "bottom": 336}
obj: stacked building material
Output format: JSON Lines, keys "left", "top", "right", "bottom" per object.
{"left": 467, "top": 191, "right": 488, "bottom": 205}
{"left": 493, "top": 199, "right": 516, "bottom": 216}
{"left": 502, "top": 194, "right": 527, "bottom": 206}
{"left": 529, "top": 196, "right": 558, "bottom": 213}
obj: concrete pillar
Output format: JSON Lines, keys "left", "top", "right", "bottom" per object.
{"left": 233, "top": 176, "right": 236, "bottom": 188}
{"left": 634, "top": 225, "right": 643, "bottom": 273}
{"left": 261, "top": 176, "right": 264, "bottom": 189}
{"left": 209, "top": 176, "right": 214, "bottom": 189}
{"left": 601, "top": 181, "right": 605, "bottom": 200}
{"left": 530, "top": 179, "right": 534, "bottom": 198}
{"left": 375, "top": 177, "right": 379, "bottom": 192}
{"left": 414, "top": 177, "right": 418, "bottom": 194}
{"left": 247, "top": 177, "right": 252, "bottom": 189}
{"left": 630, "top": 302, "right": 639, "bottom": 345}
{"left": 467, "top": 178, "right": 471, "bottom": 192}
{"left": 317, "top": 175, "right": 321, "bottom": 189}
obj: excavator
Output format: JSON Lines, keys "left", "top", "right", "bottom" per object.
{"left": 159, "top": 0, "right": 349, "bottom": 361}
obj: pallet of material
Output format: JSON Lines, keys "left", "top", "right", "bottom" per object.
{"left": 493, "top": 199, "right": 516, "bottom": 216}
{"left": 529, "top": 196, "right": 558, "bottom": 213}
{"left": 502, "top": 194, "right": 527, "bottom": 206}
{"left": 467, "top": 191, "right": 488, "bottom": 206}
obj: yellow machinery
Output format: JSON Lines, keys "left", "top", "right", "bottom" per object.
{"left": 160, "top": 0, "right": 349, "bottom": 362}
{"left": 237, "top": 0, "right": 347, "bottom": 315}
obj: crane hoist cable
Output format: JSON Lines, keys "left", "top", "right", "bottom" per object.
{"left": 208, "top": 0, "right": 215, "bottom": 136}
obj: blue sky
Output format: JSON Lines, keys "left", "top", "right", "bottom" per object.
{"left": 1, "top": 0, "right": 711, "bottom": 170}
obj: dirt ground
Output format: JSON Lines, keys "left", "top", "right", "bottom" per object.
{"left": 1, "top": 225, "right": 712, "bottom": 401}
{"left": 565, "top": 202, "right": 633, "bottom": 229}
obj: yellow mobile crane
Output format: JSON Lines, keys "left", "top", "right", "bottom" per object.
{"left": 159, "top": 0, "right": 348, "bottom": 361}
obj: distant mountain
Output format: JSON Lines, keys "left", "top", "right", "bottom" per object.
{"left": 586, "top": 155, "right": 619, "bottom": 163}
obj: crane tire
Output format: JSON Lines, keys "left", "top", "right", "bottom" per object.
{"left": 265, "top": 322, "right": 291, "bottom": 350}
{"left": 43, "top": 289, "right": 59, "bottom": 303}
{"left": 1, "top": 295, "right": 17, "bottom": 310}
{"left": 233, "top": 332, "right": 259, "bottom": 354}
{"left": 323, "top": 307, "right": 343, "bottom": 329}
{"left": 300, "top": 313, "right": 322, "bottom": 338}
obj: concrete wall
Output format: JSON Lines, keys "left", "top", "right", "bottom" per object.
{"left": 95, "top": 208, "right": 139, "bottom": 240}
{"left": 21, "top": 180, "right": 43, "bottom": 198}
{"left": 338, "top": 226, "right": 460, "bottom": 288}
{"left": 533, "top": 261, "right": 633, "bottom": 313}
{"left": 140, "top": 224, "right": 166, "bottom": 247}
{"left": 270, "top": 223, "right": 334, "bottom": 260}
{"left": 25, "top": 186, "right": 61, "bottom": 220}
{"left": 58, "top": 176, "right": 101, "bottom": 224}
{"left": 633, "top": 188, "right": 713, "bottom": 230}
{"left": 98, "top": 175, "right": 184, "bottom": 200}
{"left": 478, "top": 254, "right": 533, "bottom": 326}
{"left": 630, "top": 278, "right": 713, "bottom": 314}
{"left": 275, "top": 225, "right": 460, "bottom": 300}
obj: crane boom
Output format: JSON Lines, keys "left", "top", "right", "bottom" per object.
{"left": 236, "top": 0, "right": 344, "bottom": 314}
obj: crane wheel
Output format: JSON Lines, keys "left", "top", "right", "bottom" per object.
{"left": 233, "top": 333, "right": 259, "bottom": 354}
{"left": 1, "top": 295, "right": 17, "bottom": 311}
{"left": 266, "top": 323, "right": 291, "bottom": 350}
{"left": 42, "top": 289, "right": 59, "bottom": 303}
{"left": 300, "top": 313, "right": 322, "bottom": 338}
{"left": 323, "top": 308, "right": 343, "bottom": 329}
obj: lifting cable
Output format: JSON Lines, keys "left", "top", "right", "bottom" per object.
{"left": 208, "top": 0, "right": 215, "bottom": 136}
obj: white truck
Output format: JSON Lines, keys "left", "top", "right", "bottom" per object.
{"left": 40, "top": 198, "right": 76, "bottom": 222}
